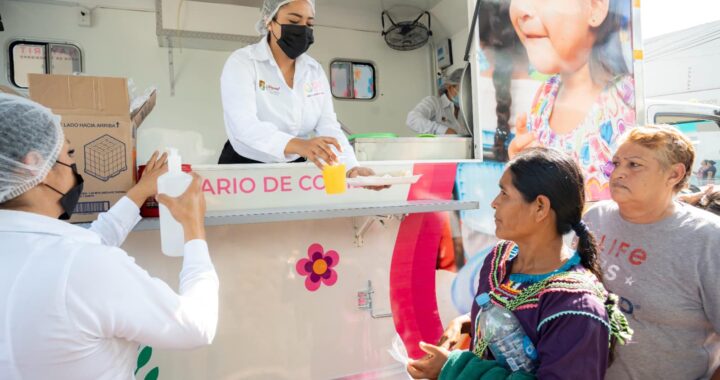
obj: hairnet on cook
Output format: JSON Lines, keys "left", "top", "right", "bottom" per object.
{"left": 256, "top": 0, "right": 316, "bottom": 35}
{"left": 445, "top": 68, "right": 464, "bottom": 87}
{"left": 0, "top": 94, "right": 64, "bottom": 203}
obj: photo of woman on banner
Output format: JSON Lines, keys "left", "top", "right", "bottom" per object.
{"left": 506, "top": 0, "right": 635, "bottom": 201}
{"left": 475, "top": 0, "right": 542, "bottom": 162}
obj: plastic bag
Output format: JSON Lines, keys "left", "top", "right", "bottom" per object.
{"left": 127, "top": 78, "right": 157, "bottom": 114}
{"left": 387, "top": 333, "right": 414, "bottom": 380}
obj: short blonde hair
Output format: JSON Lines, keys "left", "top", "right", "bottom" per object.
{"left": 618, "top": 124, "right": 695, "bottom": 192}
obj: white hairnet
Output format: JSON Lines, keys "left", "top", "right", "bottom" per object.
{"left": 0, "top": 94, "right": 64, "bottom": 203}
{"left": 445, "top": 68, "right": 464, "bottom": 87}
{"left": 256, "top": 0, "right": 316, "bottom": 35}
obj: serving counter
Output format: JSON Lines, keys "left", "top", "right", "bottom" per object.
{"left": 118, "top": 160, "right": 478, "bottom": 379}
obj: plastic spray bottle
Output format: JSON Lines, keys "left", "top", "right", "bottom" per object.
{"left": 158, "top": 148, "right": 192, "bottom": 256}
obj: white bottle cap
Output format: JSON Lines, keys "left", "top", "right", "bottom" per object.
{"left": 167, "top": 148, "right": 181, "bottom": 173}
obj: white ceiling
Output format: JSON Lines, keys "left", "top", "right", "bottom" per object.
{"left": 190, "top": 0, "right": 445, "bottom": 12}
{"left": 32, "top": 0, "right": 468, "bottom": 37}
{"left": 189, "top": 0, "right": 466, "bottom": 36}
{"left": 32, "top": 0, "right": 445, "bottom": 11}
{"left": 191, "top": 0, "right": 263, "bottom": 6}
{"left": 325, "top": 0, "right": 445, "bottom": 13}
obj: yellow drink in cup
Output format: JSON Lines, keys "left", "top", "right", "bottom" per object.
{"left": 322, "top": 164, "right": 346, "bottom": 195}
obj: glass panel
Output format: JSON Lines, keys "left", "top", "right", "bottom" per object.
{"left": 330, "top": 61, "right": 352, "bottom": 98}
{"left": 11, "top": 43, "right": 46, "bottom": 88}
{"left": 49, "top": 44, "right": 82, "bottom": 75}
{"left": 655, "top": 114, "right": 720, "bottom": 187}
{"left": 352, "top": 63, "right": 375, "bottom": 99}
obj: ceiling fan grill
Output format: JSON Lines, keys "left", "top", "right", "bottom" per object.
{"left": 381, "top": 11, "right": 433, "bottom": 51}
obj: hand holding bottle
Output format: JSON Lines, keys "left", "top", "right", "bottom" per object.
{"left": 156, "top": 172, "right": 206, "bottom": 243}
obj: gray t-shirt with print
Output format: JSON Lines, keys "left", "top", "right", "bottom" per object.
{"left": 584, "top": 201, "right": 720, "bottom": 380}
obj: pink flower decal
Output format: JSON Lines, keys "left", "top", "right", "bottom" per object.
{"left": 296, "top": 243, "right": 339, "bottom": 291}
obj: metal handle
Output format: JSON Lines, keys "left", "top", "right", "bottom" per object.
{"left": 357, "top": 280, "right": 392, "bottom": 319}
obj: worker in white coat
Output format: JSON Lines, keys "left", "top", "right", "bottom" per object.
{"left": 406, "top": 68, "right": 467, "bottom": 136}
{"left": 219, "top": 0, "right": 382, "bottom": 186}
{"left": 0, "top": 94, "right": 219, "bottom": 379}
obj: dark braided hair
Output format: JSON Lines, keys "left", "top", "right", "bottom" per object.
{"left": 478, "top": 0, "right": 525, "bottom": 161}
{"left": 492, "top": 52, "right": 513, "bottom": 162}
{"left": 507, "top": 147, "right": 603, "bottom": 281}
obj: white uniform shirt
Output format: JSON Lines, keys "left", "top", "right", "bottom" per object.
{"left": 221, "top": 38, "right": 358, "bottom": 168}
{"left": 406, "top": 94, "right": 466, "bottom": 135}
{"left": 0, "top": 197, "right": 219, "bottom": 380}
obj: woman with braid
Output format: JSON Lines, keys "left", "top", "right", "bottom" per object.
{"left": 407, "top": 148, "right": 631, "bottom": 380}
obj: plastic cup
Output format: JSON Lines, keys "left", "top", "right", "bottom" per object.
{"left": 322, "top": 164, "right": 346, "bottom": 195}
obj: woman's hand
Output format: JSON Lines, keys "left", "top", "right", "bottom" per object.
{"left": 347, "top": 166, "right": 390, "bottom": 191}
{"left": 407, "top": 342, "right": 450, "bottom": 380}
{"left": 407, "top": 315, "right": 471, "bottom": 379}
{"left": 127, "top": 151, "right": 168, "bottom": 208}
{"left": 156, "top": 172, "right": 207, "bottom": 242}
{"left": 286, "top": 137, "right": 341, "bottom": 169}
{"left": 437, "top": 314, "right": 472, "bottom": 350}
{"left": 678, "top": 184, "right": 714, "bottom": 205}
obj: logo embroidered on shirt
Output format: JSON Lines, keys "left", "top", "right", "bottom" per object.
{"left": 259, "top": 80, "right": 281, "bottom": 95}
{"left": 304, "top": 80, "right": 324, "bottom": 98}
{"left": 266, "top": 84, "right": 281, "bottom": 95}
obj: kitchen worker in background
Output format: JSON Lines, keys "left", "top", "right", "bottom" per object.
{"left": 0, "top": 94, "right": 219, "bottom": 379}
{"left": 219, "top": 0, "right": 381, "bottom": 184}
{"left": 406, "top": 68, "right": 467, "bottom": 136}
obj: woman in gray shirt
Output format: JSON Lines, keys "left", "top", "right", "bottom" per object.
{"left": 584, "top": 124, "right": 720, "bottom": 380}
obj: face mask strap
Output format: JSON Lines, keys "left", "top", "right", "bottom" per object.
{"left": 44, "top": 182, "right": 66, "bottom": 196}
{"left": 269, "top": 19, "right": 281, "bottom": 41}
{"left": 43, "top": 160, "right": 72, "bottom": 196}
{"left": 44, "top": 160, "right": 79, "bottom": 196}
{"left": 55, "top": 160, "right": 73, "bottom": 169}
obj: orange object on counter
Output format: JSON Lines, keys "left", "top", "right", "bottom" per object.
{"left": 322, "top": 164, "right": 347, "bottom": 195}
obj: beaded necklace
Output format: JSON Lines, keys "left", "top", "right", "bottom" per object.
{"left": 472, "top": 241, "right": 609, "bottom": 358}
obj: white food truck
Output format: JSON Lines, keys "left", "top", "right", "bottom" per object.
{"left": 0, "top": 0, "right": 718, "bottom": 378}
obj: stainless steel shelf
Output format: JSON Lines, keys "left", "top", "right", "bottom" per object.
{"left": 131, "top": 200, "right": 478, "bottom": 231}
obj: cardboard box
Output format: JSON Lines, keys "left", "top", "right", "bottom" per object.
{"left": 29, "top": 74, "right": 156, "bottom": 223}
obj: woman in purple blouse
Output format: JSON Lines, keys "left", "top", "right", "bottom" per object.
{"left": 408, "top": 148, "right": 631, "bottom": 380}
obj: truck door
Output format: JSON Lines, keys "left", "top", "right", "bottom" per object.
{"left": 647, "top": 102, "right": 720, "bottom": 187}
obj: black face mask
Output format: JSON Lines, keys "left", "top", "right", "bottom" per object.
{"left": 272, "top": 22, "right": 314, "bottom": 59}
{"left": 45, "top": 161, "right": 84, "bottom": 220}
